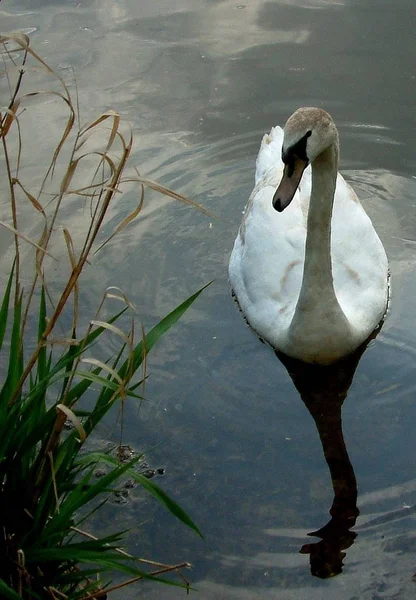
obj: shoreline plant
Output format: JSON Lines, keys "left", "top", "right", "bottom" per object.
{"left": 0, "top": 33, "right": 206, "bottom": 599}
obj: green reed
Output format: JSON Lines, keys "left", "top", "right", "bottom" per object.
{"left": 0, "top": 33, "right": 206, "bottom": 599}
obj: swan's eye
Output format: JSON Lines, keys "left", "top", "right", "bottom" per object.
{"left": 282, "top": 130, "right": 311, "bottom": 175}
{"left": 282, "top": 148, "right": 295, "bottom": 177}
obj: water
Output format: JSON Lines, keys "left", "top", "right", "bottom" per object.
{"left": 2, "top": 1, "right": 416, "bottom": 598}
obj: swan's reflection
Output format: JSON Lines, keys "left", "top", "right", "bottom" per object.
{"left": 276, "top": 342, "right": 371, "bottom": 579}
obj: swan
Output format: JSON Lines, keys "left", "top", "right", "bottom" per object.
{"left": 229, "top": 107, "right": 389, "bottom": 365}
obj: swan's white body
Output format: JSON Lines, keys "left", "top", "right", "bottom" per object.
{"left": 229, "top": 108, "right": 389, "bottom": 364}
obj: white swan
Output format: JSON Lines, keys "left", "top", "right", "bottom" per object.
{"left": 229, "top": 107, "right": 389, "bottom": 365}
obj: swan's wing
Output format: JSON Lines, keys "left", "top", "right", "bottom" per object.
{"left": 331, "top": 174, "right": 389, "bottom": 329}
{"left": 230, "top": 126, "right": 318, "bottom": 343}
{"left": 230, "top": 166, "right": 310, "bottom": 346}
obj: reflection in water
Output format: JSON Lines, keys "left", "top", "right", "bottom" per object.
{"left": 277, "top": 340, "right": 372, "bottom": 579}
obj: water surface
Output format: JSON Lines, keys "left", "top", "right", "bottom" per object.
{"left": 2, "top": 1, "right": 416, "bottom": 598}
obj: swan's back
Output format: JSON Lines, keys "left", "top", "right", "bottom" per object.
{"left": 255, "top": 126, "right": 284, "bottom": 184}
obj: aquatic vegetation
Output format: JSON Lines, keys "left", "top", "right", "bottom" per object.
{"left": 0, "top": 33, "right": 205, "bottom": 599}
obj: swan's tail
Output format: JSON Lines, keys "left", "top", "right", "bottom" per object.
{"left": 255, "top": 126, "right": 284, "bottom": 185}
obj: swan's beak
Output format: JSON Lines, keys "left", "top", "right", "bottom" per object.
{"left": 273, "top": 158, "right": 308, "bottom": 212}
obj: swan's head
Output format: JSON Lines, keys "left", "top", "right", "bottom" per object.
{"left": 273, "top": 107, "right": 338, "bottom": 212}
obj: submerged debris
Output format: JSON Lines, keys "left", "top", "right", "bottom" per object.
{"left": 94, "top": 444, "right": 167, "bottom": 504}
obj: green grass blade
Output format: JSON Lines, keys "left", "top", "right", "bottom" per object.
{"left": 26, "top": 547, "right": 185, "bottom": 588}
{"left": 26, "top": 546, "right": 187, "bottom": 588}
{"left": 27, "top": 547, "right": 135, "bottom": 566}
{"left": 0, "top": 293, "right": 23, "bottom": 408}
{"left": 58, "top": 326, "right": 78, "bottom": 399}
{"left": 134, "top": 473, "right": 203, "bottom": 538}
{"left": 42, "top": 457, "right": 140, "bottom": 539}
{"left": 84, "top": 283, "right": 211, "bottom": 434}
{"left": 0, "top": 262, "right": 15, "bottom": 353}
{"left": 36, "top": 286, "right": 47, "bottom": 383}
{"left": 20, "top": 308, "right": 128, "bottom": 409}
{"left": 75, "top": 370, "right": 143, "bottom": 399}
{"left": 0, "top": 579, "right": 23, "bottom": 600}
{"left": 78, "top": 452, "right": 203, "bottom": 537}
{"left": 119, "top": 282, "right": 212, "bottom": 380}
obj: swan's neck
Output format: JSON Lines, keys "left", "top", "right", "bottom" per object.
{"left": 288, "top": 142, "right": 356, "bottom": 362}
{"left": 302, "top": 143, "right": 338, "bottom": 297}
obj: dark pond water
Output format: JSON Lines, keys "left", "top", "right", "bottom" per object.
{"left": 2, "top": 0, "right": 416, "bottom": 598}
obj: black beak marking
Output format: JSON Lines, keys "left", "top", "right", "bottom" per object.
{"left": 282, "top": 130, "right": 311, "bottom": 167}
